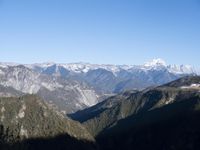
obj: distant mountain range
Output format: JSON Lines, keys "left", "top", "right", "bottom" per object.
{"left": 27, "top": 58, "right": 198, "bottom": 75}
{"left": 26, "top": 58, "right": 199, "bottom": 93}
{"left": 0, "top": 59, "right": 199, "bottom": 113}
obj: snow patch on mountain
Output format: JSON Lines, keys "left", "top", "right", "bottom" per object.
{"left": 61, "top": 63, "right": 125, "bottom": 74}
{"left": 167, "top": 64, "right": 196, "bottom": 74}
{"left": 180, "top": 83, "right": 200, "bottom": 89}
{"left": 0, "top": 62, "right": 19, "bottom": 68}
{"left": 28, "top": 62, "right": 56, "bottom": 68}
{"left": 144, "top": 58, "right": 167, "bottom": 67}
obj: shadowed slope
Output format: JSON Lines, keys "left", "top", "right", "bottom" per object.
{"left": 0, "top": 95, "right": 97, "bottom": 150}
{"left": 97, "top": 95, "right": 200, "bottom": 150}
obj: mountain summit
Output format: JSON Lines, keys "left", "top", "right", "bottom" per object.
{"left": 144, "top": 58, "right": 167, "bottom": 67}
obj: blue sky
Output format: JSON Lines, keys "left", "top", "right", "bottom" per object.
{"left": 0, "top": 0, "right": 200, "bottom": 66}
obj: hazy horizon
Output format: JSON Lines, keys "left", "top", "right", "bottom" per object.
{"left": 0, "top": 58, "right": 199, "bottom": 70}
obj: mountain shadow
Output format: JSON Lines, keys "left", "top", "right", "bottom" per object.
{"left": 0, "top": 133, "right": 97, "bottom": 150}
{"left": 97, "top": 95, "right": 200, "bottom": 150}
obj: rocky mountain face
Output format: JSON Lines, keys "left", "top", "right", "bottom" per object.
{"left": 70, "top": 76, "right": 200, "bottom": 137}
{"left": 0, "top": 95, "right": 96, "bottom": 150}
{"left": 0, "top": 85, "right": 23, "bottom": 97}
{"left": 0, "top": 59, "right": 198, "bottom": 113}
{"left": 0, "top": 65, "right": 99, "bottom": 113}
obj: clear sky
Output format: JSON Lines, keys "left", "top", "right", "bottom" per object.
{"left": 0, "top": 0, "right": 200, "bottom": 66}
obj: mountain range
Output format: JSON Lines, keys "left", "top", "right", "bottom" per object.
{"left": 0, "top": 58, "right": 198, "bottom": 113}
{"left": 70, "top": 76, "right": 200, "bottom": 150}
{"left": 0, "top": 75, "right": 199, "bottom": 150}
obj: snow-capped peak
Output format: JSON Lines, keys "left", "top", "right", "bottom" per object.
{"left": 144, "top": 58, "right": 167, "bottom": 67}
{"left": 32, "top": 62, "right": 56, "bottom": 68}
{"left": 0, "top": 62, "right": 19, "bottom": 68}
{"left": 168, "top": 64, "right": 196, "bottom": 74}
